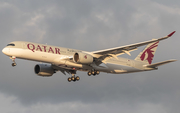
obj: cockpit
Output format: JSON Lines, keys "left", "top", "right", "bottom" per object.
{"left": 7, "top": 43, "right": 15, "bottom": 46}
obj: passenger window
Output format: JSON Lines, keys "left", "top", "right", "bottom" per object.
{"left": 7, "top": 43, "right": 15, "bottom": 46}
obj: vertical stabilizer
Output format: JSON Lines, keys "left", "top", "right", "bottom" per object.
{"left": 135, "top": 40, "right": 159, "bottom": 64}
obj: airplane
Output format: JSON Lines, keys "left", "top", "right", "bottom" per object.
{"left": 2, "top": 31, "right": 177, "bottom": 82}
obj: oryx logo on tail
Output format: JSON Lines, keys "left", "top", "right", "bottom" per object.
{"left": 135, "top": 41, "right": 159, "bottom": 64}
{"left": 140, "top": 41, "right": 159, "bottom": 64}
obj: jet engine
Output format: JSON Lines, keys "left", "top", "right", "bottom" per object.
{"left": 34, "top": 64, "right": 55, "bottom": 77}
{"left": 73, "top": 52, "right": 93, "bottom": 64}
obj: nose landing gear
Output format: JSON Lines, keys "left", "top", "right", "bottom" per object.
{"left": 10, "top": 56, "right": 17, "bottom": 67}
{"left": 12, "top": 63, "right": 16, "bottom": 67}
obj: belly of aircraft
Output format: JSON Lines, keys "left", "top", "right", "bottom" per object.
{"left": 94, "top": 63, "right": 142, "bottom": 74}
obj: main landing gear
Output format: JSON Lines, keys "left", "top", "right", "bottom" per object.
{"left": 10, "top": 56, "right": 17, "bottom": 67}
{"left": 87, "top": 70, "right": 100, "bottom": 76}
{"left": 67, "top": 72, "right": 80, "bottom": 82}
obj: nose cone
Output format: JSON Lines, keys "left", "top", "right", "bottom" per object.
{"left": 2, "top": 48, "right": 9, "bottom": 55}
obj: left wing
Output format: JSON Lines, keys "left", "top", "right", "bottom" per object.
{"left": 91, "top": 31, "right": 175, "bottom": 62}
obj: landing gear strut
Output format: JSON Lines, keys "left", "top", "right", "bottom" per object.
{"left": 10, "top": 56, "right": 17, "bottom": 67}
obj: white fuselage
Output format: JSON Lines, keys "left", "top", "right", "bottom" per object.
{"left": 2, "top": 41, "right": 154, "bottom": 74}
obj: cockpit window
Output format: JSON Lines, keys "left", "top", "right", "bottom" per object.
{"left": 7, "top": 43, "right": 15, "bottom": 46}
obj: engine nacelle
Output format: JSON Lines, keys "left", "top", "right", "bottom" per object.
{"left": 73, "top": 52, "right": 93, "bottom": 64}
{"left": 34, "top": 64, "right": 55, "bottom": 77}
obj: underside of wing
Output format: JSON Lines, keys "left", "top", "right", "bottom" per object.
{"left": 52, "top": 63, "right": 77, "bottom": 75}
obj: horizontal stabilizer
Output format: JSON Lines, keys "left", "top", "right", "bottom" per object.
{"left": 144, "top": 59, "right": 177, "bottom": 68}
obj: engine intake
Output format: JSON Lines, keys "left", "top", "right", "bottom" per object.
{"left": 73, "top": 52, "right": 93, "bottom": 64}
{"left": 34, "top": 64, "right": 55, "bottom": 77}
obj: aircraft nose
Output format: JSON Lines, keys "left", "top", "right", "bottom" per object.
{"left": 2, "top": 48, "right": 9, "bottom": 55}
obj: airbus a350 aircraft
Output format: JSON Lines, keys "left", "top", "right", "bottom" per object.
{"left": 2, "top": 31, "right": 177, "bottom": 82}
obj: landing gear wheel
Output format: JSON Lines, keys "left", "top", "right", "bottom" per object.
{"left": 76, "top": 76, "right": 80, "bottom": 81}
{"left": 93, "top": 71, "right": 97, "bottom": 76}
{"left": 88, "top": 71, "right": 92, "bottom": 76}
{"left": 12, "top": 63, "right": 16, "bottom": 67}
{"left": 91, "top": 71, "right": 95, "bottom": 75}
{"left": 96, "top": 71, "right": 100, "bottom": 75}
{"left": 68, "top": 77, "right": 72, "bottom": 82}
{"left": 71, "top": 76, "right": 76, "bottom": 81}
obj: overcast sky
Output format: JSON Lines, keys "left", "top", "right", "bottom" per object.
{"left": 0, "top": 0, "right": 180, "bottom": 113}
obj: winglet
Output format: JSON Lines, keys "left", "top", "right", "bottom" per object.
{"left": 168, "top": 31, "right": 176, "bottom": 37}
